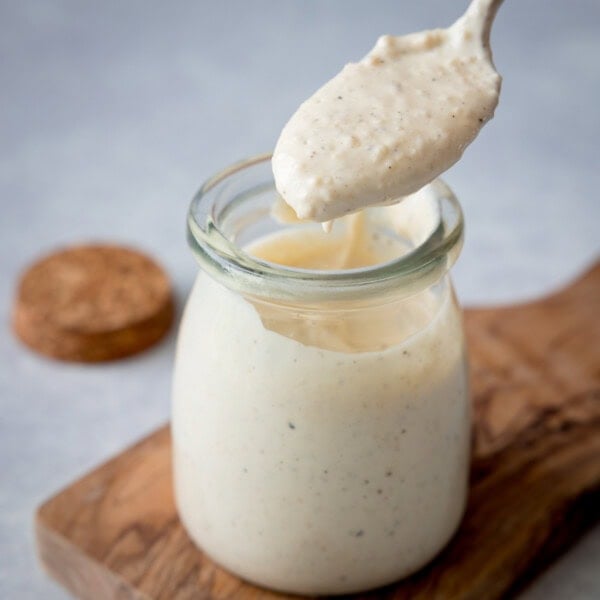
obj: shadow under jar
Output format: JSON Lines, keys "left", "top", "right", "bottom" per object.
{"left": 172, "top": 154, "right": 470, "bottom": 595}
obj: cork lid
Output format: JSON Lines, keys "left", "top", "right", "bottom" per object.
{"left": 13, "top": 244, "right": 175, "bottom": 362}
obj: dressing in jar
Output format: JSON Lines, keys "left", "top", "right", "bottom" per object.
{"left": 172, "top": 154, "right": 470, "bottom": 595}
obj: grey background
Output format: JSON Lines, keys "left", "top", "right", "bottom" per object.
{"left": 1, "top": 1, "right": 599, "bottom": 598}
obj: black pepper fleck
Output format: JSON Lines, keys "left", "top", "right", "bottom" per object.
{"left": 337, "top": 95, "right": 343, "bottom": 100}
{"left": 288, "top": 422, "right": 296, "bottom": 430}
{"left": 385, "top": 470, "right": 393, "bottom": 477}
{"left": 354, "top": 530, "right": 364, "bottom": 537}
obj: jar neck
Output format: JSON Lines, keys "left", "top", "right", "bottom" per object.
{"left": 187, "top": 154, "right": 463, "bottom": 305}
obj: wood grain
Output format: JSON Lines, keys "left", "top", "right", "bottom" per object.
{"left": 36, "top": 261, "right": 600, "bottom": 600}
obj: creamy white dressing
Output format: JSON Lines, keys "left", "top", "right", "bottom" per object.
{"left": 173, "top": 266, "right": 469, "bottom": 595}
{"left": 273, "top": 0, "right": 502, "bottom": 221}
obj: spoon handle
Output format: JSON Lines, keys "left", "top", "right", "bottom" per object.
{"left": 461, "top": 0, "right": 504, "bottom": 49}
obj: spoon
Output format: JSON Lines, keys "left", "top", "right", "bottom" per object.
{"left": 272, "top": 0, "right": 505, "bottom": 222}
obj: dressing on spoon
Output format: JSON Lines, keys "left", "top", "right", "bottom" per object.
{"left": 272, "top": 0, "right": 503, "bottom": 222}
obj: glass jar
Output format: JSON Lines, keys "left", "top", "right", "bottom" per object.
{"left": 172, "top": 154, "right": 469, "bottom": 595}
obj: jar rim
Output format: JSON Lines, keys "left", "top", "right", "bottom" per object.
{"left": 187, "top": 154, "right": 464, "bottom": 303}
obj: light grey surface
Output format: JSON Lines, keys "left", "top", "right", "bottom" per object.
{"left": 1, "top": 1, "right": 599, "bottom": 598}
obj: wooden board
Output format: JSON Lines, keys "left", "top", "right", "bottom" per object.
{"left": 36, "top": 262, "right": 600, "bottom": 600}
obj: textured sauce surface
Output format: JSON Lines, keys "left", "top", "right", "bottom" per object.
{"left": 273, "top": 4, "right": 501, "bottom": 221}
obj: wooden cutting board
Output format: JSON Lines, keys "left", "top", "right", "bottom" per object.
{"left": 36, "top": 262, "right": 600, "bottom": 600}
